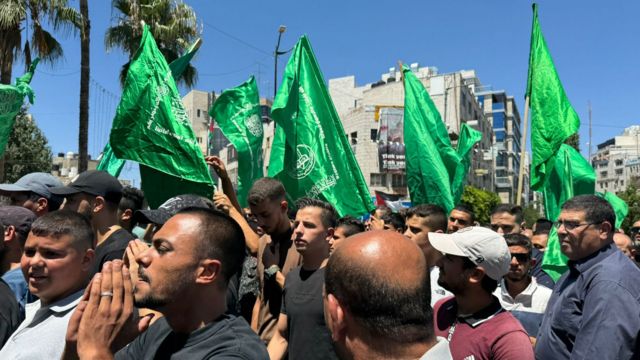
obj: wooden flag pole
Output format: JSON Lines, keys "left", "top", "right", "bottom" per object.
{"left": 516, "top": 96, "right": 530, "bottom": 206}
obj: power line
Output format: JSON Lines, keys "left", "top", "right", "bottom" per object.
{"left": 202, "top": 21, "right": 273, "bottom": 57}
{"left": 199, "top": 54, "right": 271, "bottom": 77}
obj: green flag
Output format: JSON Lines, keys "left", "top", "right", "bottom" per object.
{"left": 527, "top": 3, "right": 581, "bottom": 191}
{"left": 452, "top": 123, "right": 482, "bottom": 205}
{"left": 268, "top": 36, "right": 373, "bottom": 217}
{"left": 97, "top": 39, "right": 202, "bottom": 179}
{"left": 598, "top": 191, "right": 628, "bottom": 230}
{"left": 109, "top": 25, "right": 213, "bottom": 208}
{"left": 0, "top": 59, "right": 39, "bottom": 156}
{"left": 403, "top": 65, "right": 460, "bottom": 212}
{"left": 209, "top": 76, "right": 264, "bottom": 207}
{"left": 541, "top": 144, "right": 595, "bottom": 280}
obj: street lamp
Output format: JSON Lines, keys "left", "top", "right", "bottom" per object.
{"left": 274, "top": 25, "right": 287, "bottom": 99}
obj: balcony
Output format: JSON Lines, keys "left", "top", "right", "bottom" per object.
{"left": 495, "top": 176, "right": 511, "bottom": 188}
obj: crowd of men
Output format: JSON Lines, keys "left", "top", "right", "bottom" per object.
{"left": 0, "top": 160, "right": 638, "bottom": 359}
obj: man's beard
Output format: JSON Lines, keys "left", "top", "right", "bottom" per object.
{"left": 134, "top": 268, "right": 193, "bottom": 310}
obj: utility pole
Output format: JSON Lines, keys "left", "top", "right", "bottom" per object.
{"left": 588, "top": 101, "right": 592, "bottom": 160}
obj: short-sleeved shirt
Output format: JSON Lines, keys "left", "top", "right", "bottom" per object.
{"left": 535, "top": 242, "right": 640, "bottom": 360}
{"left": 0, "top": 289, "right": 82, "bottom": 359}
{"left": 0, "top": 279, "right": 22, "bottom": 348}
{"left": 255, "top": 230, "right": 301, "bottom": 343}
{"left": 115, "top": 314, "right": 268, "bottom": 360}
{"left": 494, "top": 277, "right": 552, "bottom": 336}
{"left": 91, "top": 228, "right": 135, "bottom": 276}
{"left": 281, "top": 266, "right": 338, "bottom": 360}
{"left": 433, "top": 296, "right": 534, "bottom": 360}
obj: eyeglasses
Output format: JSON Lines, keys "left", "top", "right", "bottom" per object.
{"left": 490, "top": 224, "right": 514, "bottom": 233}
{"left": 449, "top": 217, "right": 469, "bottom": 226}
{"left": 510, "top": 253, "right": 530, "bottom": 263}
{"left": 553, "top": 221, "right": 602, "bottom": 232}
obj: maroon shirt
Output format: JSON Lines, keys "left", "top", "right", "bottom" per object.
{"left": 433, "top": 296, "right": 534, "bottom": 360}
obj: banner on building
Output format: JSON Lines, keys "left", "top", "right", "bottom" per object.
{"left": 377, "top": 107, "right": 405, "bottom": 173}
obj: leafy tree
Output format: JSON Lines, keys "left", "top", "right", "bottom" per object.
{"left": 617, "top": 184, "right": 640, "bottom": 234}
{"left": 523, "top": 202, "right": 543, "bottom": 228}
{"left": 105, "top": 0, "right": 199, "bottom": 88}
{"left": 460, "top": 185, "right": 501, "bottom": 225}
{"left": 565, "top": 133, "right": 580, "bottom": 152}
{"left": 3, "top": 108, "right": 52, "bottom": 182}
{"left": 0, "top": 0, "right": 80, "bottom": 84}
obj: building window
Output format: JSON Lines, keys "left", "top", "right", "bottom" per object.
{"left": 197, "top": 109, "right": 201, "bottom": 117}
{"left": 196, "top": 137, "right": 202, "bottom": 144}
{"left": 351, "top": 131, "right": 358, "bottom": 145}
{"left": 615, "top": 159, "right": 623, "bottom": 166}
{"left": 370, "top": 173, "right": 387, "bottom": 186}
{"left": 493, "top": 112, "right": 505, "bottom": 129}
{"left": 495, "top": 130, "right": 506, "bottom": 142}
{"left": 616, "top": 169, "right": 623, "bottom": 175}
{"left": 392, "top": 174, "right": 406, "bottom": 187}
{"left": 227, "top": 146, "right": 238, "bottom": 161}
{"left": 370, "top": 129, "right": 378, "bottom": 141}
{"left": 600, "top": 171, "right": 608, "bottom": 178}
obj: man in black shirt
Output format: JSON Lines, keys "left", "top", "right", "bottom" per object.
{"left": 64, "top": 207, "right": 268, "bottom": 359}
{"left": 50, "top": 170, "right": 134, "bottom": 275}
{"left": 268, "top": 198, "right": 338, "bottom": 360}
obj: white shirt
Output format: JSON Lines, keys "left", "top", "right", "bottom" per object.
{"left": 494, "top": 277, "right": 552, "bottom": 314}
{"left": 420, "top": 336, "right": 453, "bottom": 359}
{"left": 0, "top": 290, "right": 82, "bottom": 360}
{"left": 430, "top": 267, "right": 452, "bottom": 307}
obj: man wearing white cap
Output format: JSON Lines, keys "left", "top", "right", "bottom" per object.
{"left": 431, "top": 226, "right": 534, "bottom": 360}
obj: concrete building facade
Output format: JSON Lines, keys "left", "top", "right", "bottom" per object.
{"left": 591, "top": 125, "right": 640, "bottom": 193}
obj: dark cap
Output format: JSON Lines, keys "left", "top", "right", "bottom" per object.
{"left": 0, "top": 172, "right": 63, "bottom": 199}
{"left": 134, "top": 194, "right": 214, "bottom": 225}
{"left": 0, "top": 206, "right": 37, "bottom": 240}
{"left": 50, "top": 170, "right": 123, "bottom": 204}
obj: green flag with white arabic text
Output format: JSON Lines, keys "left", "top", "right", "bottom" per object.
{"left": 403, "top": 65, "right": 460, "bottom": 212}
{"left": 268, "top": 36, "right": 373, "bottom": 217}
{"left": 209, "top": 76, "right": 264, "bottom": 207}
{"left": 0, "top": 59, "right": 39, "bottom": 156}
{"left": 109, "top": 26, "right": 213, "bottom": 208}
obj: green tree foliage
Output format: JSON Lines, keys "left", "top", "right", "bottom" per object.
{"left": 460, "top": 185, "right": 501, "bottom": 225}
{"left": 617, "top": 184, "right": 640, "bottom": 233}
{"left": 523, "top": 202, "right": 543, "bottom": 228}
{"left": 105, "top": 0, "right": 199, "bottom": 88}
{"left": 564, "top": 133, "right": 580, "bottom": 153}
{"left": 3, "top": 109, "right": 52, "bottom": 182}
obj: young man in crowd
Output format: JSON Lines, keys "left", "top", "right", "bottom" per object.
{"left": 448, "top": 204, "right": 475, "bottom": 233}
{"left": 0, "top": 206, "right": 37, "bottom": 313}
{"left": 268, "top": 198, "right": 338, "bottom": 359}
{"left": 613, "top": 232, "right": 636, "bottom": 261}
{"left": 490, "top": 204, "right": 554, "bottom": 289}
{"left": 65, "top": 208, "right": 268, "bottom": 359}
{"left": 116, "top": 186, "right": 145, "bottom": 237}
{"left": 431, "top": 226, "right": 534, "bottom": 359}
{"left": 248, "top": 178, "right": 301, "bottom": 344}
{"left": 495, "top": 233, "right": 552, "bottom": 337}
{"left": 0, "top": 172, "right": 63, "bottom": 217}
{"left": 381, "top": 212, "right": 406, "bottom": 233}
{"left": 330, "top": 215, "right": 365, "bottom": 254}
{"left": 51, "top": 170, "right": 134, "bottom": 275}
{"left": 325, "top": 230, "right": 452, "bottom": 359}
{"left": 0, "top": 222, "right": 21, "bottom": 348}
{"left": 531, "top": 218, "right": 552, "bottom": 251}
{"left": 403, "top": 204, "right": 452, "bottom": 306}
{"left": 0, "top": 211, "right": 95, "bottom": 359}
{"left": 536, "top": 195, "right": 640, "bottom": 359}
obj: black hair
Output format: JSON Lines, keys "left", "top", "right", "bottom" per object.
{"left": 176, "top": 207, "right": 246, "bottom": 285}
{"left": 405, "top": 204, "right": 447, "bottom": 232}
{"left": 452, "top": 203, "right": 475, "bottom": 223}
{"left": 325, "top": 250, "right": 433, "bottom": 343}
{"left": 295, "top": 198, "right": 338, "bottom": 229}
{"left": 381, "top": 212, "right": 406, "bottom": 232}
{"left": 247, "top": 178, "right": 286, "bottom": 206}
{"left": 371, "top": 205, "right": 392, "bottom": 217}
{"left": 533, "top": 218, "right": 553, "bottom": 235}
{"left": 504, "top": 233, "right": 532, "bottom": 254}
{"left": 119, "top": 186, "right": 145, "bottom": 229}
{"left": 30, "top": 210, "right": 95, "bottom": 249}
{"left": 462, "top": 257, "right": 499, "bottom": 293}
{"left": 491, "top": 204, "right": 523, "bottom": 223}
{"left": 337, "top": 216, "right": 365, "bottom": 237}
{"left": 561, "top": 195, "right": 615, "bottom": 232}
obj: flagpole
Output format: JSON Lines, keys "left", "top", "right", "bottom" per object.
{"left": 516, "top": 96, "right": 530, "bottom": 206}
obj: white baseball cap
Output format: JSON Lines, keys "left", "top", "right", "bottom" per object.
{"left": 429, "top": 226, "right": 510, "bottom": 281}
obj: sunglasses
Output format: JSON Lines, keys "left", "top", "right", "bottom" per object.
{"left": 490, "top": 224, "right": 514, "bottom": 233}
{"left": 630, "top": 227, "right": 640, "bottom": 234}
{"left": 449, "top": 217, "right": 469, "bottom": 226}
{"left": 510, "top": 253, "right": 530, "bottom": 263}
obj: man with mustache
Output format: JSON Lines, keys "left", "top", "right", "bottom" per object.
{"left": 65, "top": 208, "right": 268, "bottom": 359}
{"left": 0, "top": 211, "right": 95, "bottom": 359}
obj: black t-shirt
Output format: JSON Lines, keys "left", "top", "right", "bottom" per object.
{"left": 91, "top": 228, "right": 135, "bottom": 276}
{"left": 282, "top": 267, "right": 338, "bottom": 360}
{"left": 115, "top": 314, "right": 268, "bottom": 360}
{"left": 0, "top": 279, "right": 22, "bottom": 348}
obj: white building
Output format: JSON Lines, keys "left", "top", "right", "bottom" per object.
{"left": 591, "top": 125, "right": 640, "bottom": 193}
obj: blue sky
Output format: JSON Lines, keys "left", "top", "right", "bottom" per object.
{"left": 11, "top": 0, "right": 640, "bottom": 184}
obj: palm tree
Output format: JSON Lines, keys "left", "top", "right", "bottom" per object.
{"left": 0, "top": 0, "right": 80, "bottom": 84}
{"left": 78, "top": 0, "right": 89, "bottom": 171}
{"left": 105, "top": 0, "right": 199, "bottom": 88}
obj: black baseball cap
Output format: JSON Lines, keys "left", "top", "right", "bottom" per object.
{"left": 134, "top": 194, "right": 214, "bottom": 226}
{"left": 50, "top": 170, "right": 123, "bottom": 204}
